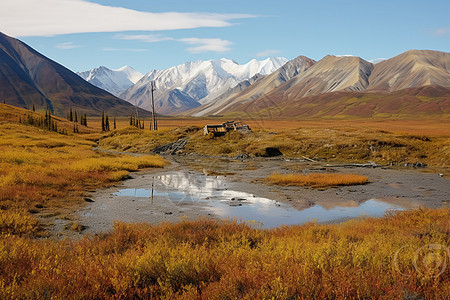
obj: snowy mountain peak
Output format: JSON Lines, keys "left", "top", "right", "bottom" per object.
{"left": 77, "top": 66, "right": 143, "bottom": 95}
{"left": 120, "top": 57, "right": 288, "bottom": 114}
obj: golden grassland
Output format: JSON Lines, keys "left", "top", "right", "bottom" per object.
{"left": 100, "top": 123, "right": 450, "bottom": 172}
{"left": 0, "top": 104, "right": 167, "bottom": 236}
{"left": 1, "top": 209, "right": 449, "bottom": 299}
{"left": 96, "top": 116, "right": 450, "bottom": 135}
{"left": 266, "top": 173, "right": 369, "bottom": 188}
{"left": 1, "top": 104, "right": 449, "bottom": 298}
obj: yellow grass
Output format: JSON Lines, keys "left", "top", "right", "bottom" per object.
{"left": 1, "top": 104, "right": 449, "bottom": 298}
{"left": 266, "top": 173, "right": 369, "bottom": 188}
{"left": 100, "top": 124, "right": 450, "bottom": 174}
{"left": 0, "top": 208, "right": 449, "bottom": 298}
{"left": 0, "top": 105, "right": 168, "bottom": 235}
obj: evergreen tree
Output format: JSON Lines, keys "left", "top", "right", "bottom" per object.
{"left": 101, "top": 111, "right": 105, "bottom": 132}
{"left": 130, "top": 115, "right": 133, "bottom": 126}
{"left": 105, "top": 115, "right": 110, "bottom": 131}
{"left": 114, "top": 117, "right": 116, "bottom": 130}
{"left": 69, "top": 108, "right": 73, "bottom": 121}
{"left": 74, "top": 111, "right": 78, "bottom": 123}
{"left": 84, "top": 114, "right": 87, "bottom": 126}
{"left": 32, "top": 104, "right": 35, "bottom": 112}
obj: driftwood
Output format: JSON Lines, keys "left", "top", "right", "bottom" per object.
{"left": 324, "top": 162, "right": 383, "bottom": 168}
{"left": 302, "top": 156, "right": 318, "bottom": 162}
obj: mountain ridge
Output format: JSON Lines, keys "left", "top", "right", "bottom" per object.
{"left": 192, "top": 49, "right": 450, "bottom": 118}
{"left": 0, "top": 32, "right": 149, "bottom": 117}
{"left": 119, "top": 57, "right": 288, "bottom": 114}
{"left": 77, "top": 65, "right": 143, "bottom": 96}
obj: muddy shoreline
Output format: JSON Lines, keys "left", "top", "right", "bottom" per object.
{"left": 68, "top": 154, "right": 450, "bottom": 236}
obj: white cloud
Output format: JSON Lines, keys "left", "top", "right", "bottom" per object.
{"left": 433, "top": 27, "right": 450, "bottom": 36}
{"left": 0, "top": 0, "right": 255, "bottom": 37}
{"left": 256, "top": 49, "right": 281, "bottom": 57}
{"left": 115, "top": 34, "right": 174, "bottom": 43}
{"left": 116, "top": 34, "right": 233, "bottom": 53}
{"left": 179, "top": 38, "right": 233, "bottom": 53}
{"left": 56, "top": 42, "right": 81, "bottom": 49}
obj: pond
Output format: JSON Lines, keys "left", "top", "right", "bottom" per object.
{"left": 110, "top": 171, "right": 404, "bottom": 228}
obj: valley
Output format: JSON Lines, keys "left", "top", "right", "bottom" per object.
{"left": 0, "top": 102, "right": 449, "bottom": 298}
{"left": 0, "top": 31, "right": 449, "bottom": 299}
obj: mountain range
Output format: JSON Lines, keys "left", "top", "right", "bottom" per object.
{"left": 191, "top": 50, "right": 450, "bottom": 118}
{"left": 0, "top": 31, "right": 449, "bottom": 119}
{"left": 0, "top": 32, "right": 149, "bottom": 117}
{"left": 117, "top": 57, "right": 288, "bottom": 114}
{"left": 77, "top": 66, "right": 143, "bottom": 96}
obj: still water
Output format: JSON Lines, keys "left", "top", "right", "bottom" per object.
{"left": 113, "top": 172, "right": 403, "bottom": 228}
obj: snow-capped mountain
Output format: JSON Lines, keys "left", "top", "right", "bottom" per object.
{"left": 119, "top": 57, "right": 288, "bottom": 114}
{"left": 77, "top": 66, "right": 143, "bottom": 96}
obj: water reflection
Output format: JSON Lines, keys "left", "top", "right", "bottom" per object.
{"left": 113, "top": 171, "right": 404, "bottom": 228}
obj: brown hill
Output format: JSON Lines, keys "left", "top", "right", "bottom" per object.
{"left": 215, "top": 50, "right": 450, "bottom": 118}
{"left": 225, "top": 85, "right": 450, "bottom": 119}
{"left": 188, "top": 56, "right": 316, "bottom": 116}
{"left": 368, "top": 50, "right": 450, "bottom": 91}
{"left": 0, "top": 32, "right": 149, "bottom": 117}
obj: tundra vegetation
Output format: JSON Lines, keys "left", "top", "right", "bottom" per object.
{"left": 100, "top": 121, "right": 450, "bottom": 173}
{"left": 0, "top": 104, "right": 449, "bottom": 298}
{"left": 266, "top": 173, "right": 369, "bottom": 188}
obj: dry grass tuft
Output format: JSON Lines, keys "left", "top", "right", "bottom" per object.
{"left": 0, "top": 105, "right": 169, "bottom": 236}
{"left": 266, "top": 172, "right": 369, "bottom": 188}
{"left": 0, "top": 209, "right": 449, "bottom": 299}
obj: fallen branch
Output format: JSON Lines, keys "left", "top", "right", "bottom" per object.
{"left": 302, "top": 156, "right": 317, "bottom": 162}
{"left": 324, "top": 162, "right": 383, "bottom": 168}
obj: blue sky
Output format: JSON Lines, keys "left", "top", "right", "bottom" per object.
{"left": 1, "top": 0, "right": 449, "bottom": 73}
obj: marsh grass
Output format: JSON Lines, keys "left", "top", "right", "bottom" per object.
{"left": 0, "top": 105, "right": 168, "bottom": 236}
{"left": 100, "top": 124, "right": 450, "bottom": 171}
{"left": 1, "top": 104, "right": 449, "bottom": 298}
{"left": 0, "top": 208, "right": 448, "bottom": 299}
{"left": 266, "top": 173, "right": 369, "bottom": 188}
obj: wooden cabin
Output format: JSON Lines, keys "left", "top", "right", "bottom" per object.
{"left": 203, "top": 121, "right": 251, "bottom": 136}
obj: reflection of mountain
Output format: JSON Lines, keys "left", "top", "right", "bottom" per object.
{"left": 158, "top": 172, "right": 226, "bottom": 196}
{"left": 157, "top": 172, "right": 276, "bottom": 207}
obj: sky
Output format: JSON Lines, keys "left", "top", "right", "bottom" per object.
{"left": 1, "top": 0, "right": 449, "bottom": 74}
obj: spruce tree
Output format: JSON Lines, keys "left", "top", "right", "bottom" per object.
{"left": 105, "top": 115, "right": 110, "bottom": 131}
{"left": 84, "top": 114, "right": 87, "bottom": 126}
{"left": 114, "top": 117, "right": 116, "bottom": 130}
{"left": 32, "top": 104, "right": 35, "bottom": 112}
{"left": 74, "top": 111, "right": 78, "bottom": 123}
{"left": 101, "top": 111, "right": 105, "bottom": 132}
{"left": 69, "top": 108, "right": 73, "bottom": 121}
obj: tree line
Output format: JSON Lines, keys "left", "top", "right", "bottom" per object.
{"left": 19, "top": 109, "right": 68, "bottom": 135}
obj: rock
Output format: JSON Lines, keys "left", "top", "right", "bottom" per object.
{"left": 235, "top": 153, "right": 250, "bottom": 160}
{"left": 84, "top": 197, "right": 95, "bottom": 202}
{"left": 153, "top": 138, "right": 188, "bottom": 155}
{"left": 413, "top": 162, "right": 427, "bottom": 168}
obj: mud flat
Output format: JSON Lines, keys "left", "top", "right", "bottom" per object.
{"left": 78, "top": 155, "right": 450, "bottom": 235}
